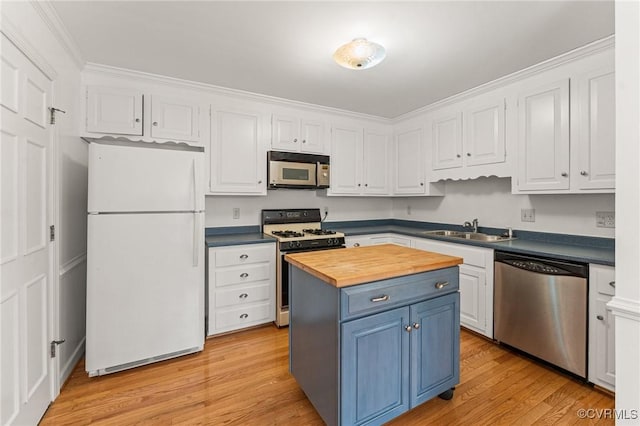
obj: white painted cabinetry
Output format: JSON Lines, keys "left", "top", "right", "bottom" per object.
{"left": 393, "top": 125, "right": 444, "bottom": 196}
{"left": 271, "top": 114, "right": 326, "bottom": 154}
{"left": 329, "top": 124, "right": 391, "bottom": 196}
{"left": 150, "top": 95, "right": 200, "bottom": 142}
{"left": 588, "top": 264, "right": 616, "bottom": 392}
{"left": 87, "top": 86, "right": 143, "bottom": 135}
{"left": 412, "top": 238, "right": 494, "bottom": 338}
{"left": 431, "top": 92, "right": 506, "bottom": 179}
{"left": 344, "top": 234, "right": 411, "bottom": 247}
{"left": 207, "top": 243, "right": 276, "bottom": 336}
{"left": 210, "top": 104, "right": 267, "bottom": 195}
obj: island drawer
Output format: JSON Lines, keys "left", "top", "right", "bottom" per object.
{"left": 214, "top": 244, "right": 274, "bottom": 267}
{"left": 214, "top": 263, "right": 271, "bottom": 287}
{"left": 340, "top": 267, "right": 459, "bottom": 320}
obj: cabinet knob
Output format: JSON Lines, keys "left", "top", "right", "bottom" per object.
{"left": 293, "top": 138, "right": 298, "bottom": 143}
{"left": 597, "top": 315, "right": 604, "bottom": 321}
{"left": 240, "top": 272, "right": 249, "bottom": 278}
{"left": 412, "top": 322, "right": 421, "bottom": 329}
{"left": 258, "top": 180, "right": 262, "bottom": 184}
{"left": 404, "top": 325, "right": 412, "bottom": 332}
{"left": 609, "top": 281, "right": 615, "bottom": 288}
{"left": 135, "top": 118, "right": 140, "bottom": 123}
{"left": 561, "top": 172, "right": 568, "bottom": 177}
{"left": 435, "top": 281, "right": 450, "bottom": 290}
{"left": 239, "top": 293, "right": 248, "bottom": 299}
{"left": 152, "top": 121, "right": 158, "bottom": 126}
{"left": 456, "top": 154, "right": 461, "bottom": 158}
{"left": 353, "top": 243, "right": 360, "bottom": 247}
{"left": 364, "top": 183, "right": 368, "bottom": 187}
{"left": 466, "top": 152, "right": 471, "bottom": 157}
{"left": 239, "top": 254, "right": 249, "bottom": 259}
{"left": 358, "top": 183, "right": 361, "bottom": 187}
{"left": 302, "top": 139, "right": 306, "bottom": 144}
{"left": 240, "top": 313, "right": 249, "bottom": 319}
{"left": 420, "top": 182, "right": 424, "bottom": 186}
{"left": 580, "top": 171, "right": 588, "bottom": 176}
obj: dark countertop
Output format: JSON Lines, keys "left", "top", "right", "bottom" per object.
{"left": 204, "top": 221, "right": 614, "bottom": 266}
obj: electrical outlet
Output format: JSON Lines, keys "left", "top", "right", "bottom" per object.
{"left": 323, "top": 206, "right": 329, "bottom": 215}
{"left": 407, "top": 205, "right": 412, "bottom": 215}
{"left": 232, "top": 207, "right": 240, "bottom": 220}
{"left": 521, "top": 208, "right": 535, "bottom": 222}
{"left": 596, "top": 211, "right": 615, "bottom": 228}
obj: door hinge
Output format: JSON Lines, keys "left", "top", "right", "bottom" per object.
{"left": 50, "top": 225, "right": 55, "bottom": 242}
{"left": 50, "top": 339, "right": 65, "bottom": 358}
{"left": 49, "top": 107, "right": 66, "bottom": 125}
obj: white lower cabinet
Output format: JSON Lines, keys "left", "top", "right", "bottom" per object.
{"left": 207, "top": 243, "right": 275, "bottom": 336}
{"left": 588, "top": 264, "right": 616, "bottom": 392}
{"left": 344, "top": 234, "right": 411, "bottom": 248}
{"left": 411, "top": 238, "right": 494, "bottom": 338}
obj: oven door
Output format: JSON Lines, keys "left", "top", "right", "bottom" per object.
{"left": 277, "top": 245, "right": 344, "bottom": 327}
{"left": 269, "top": 160, "right": 317, "bottom": 188}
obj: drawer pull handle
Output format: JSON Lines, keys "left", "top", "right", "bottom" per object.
{"left": 412, "top": 322, "right": 421, "bottom": 329}
{"left": 240, "top": 313, "right": 248, "bottom": 319}
{"left": 353, "top": 243, "right": 360, "bottom": 247}
{"left": 240, "top": 273, "right": 249, "bottom": 278}
{"left": 240, "top": 254, "right": 249, "bottom": 259}
{"left": 435, "top": 281, "right": 449, "bottom": 290}
{"left": 370, "top": 295, "right": 389, "bottom": 303}
{"left": 239, "top": 293, "right": 248, "bottom": 299}
{"left": 404, "top": 325, "right": 412, "bottom": 332}
{"left": 597, "top": 315, "right": 604, "bottom": 321}
{"left": 609, "top": 281, "right": 615, "bottom": 288}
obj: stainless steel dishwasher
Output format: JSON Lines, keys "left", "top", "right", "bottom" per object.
{"left": 494, "top": 251, "right": 588, "bottom": 378}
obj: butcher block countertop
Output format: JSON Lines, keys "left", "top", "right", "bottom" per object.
{"left": 285, "top": 244, "right": 463, "bottom": 288}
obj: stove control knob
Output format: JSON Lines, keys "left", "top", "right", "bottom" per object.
{"left": 327, "top": 239, "right": 334, "bottom": 246}
{"left": 294, "top": 241, "right": 302, "bottom": 248}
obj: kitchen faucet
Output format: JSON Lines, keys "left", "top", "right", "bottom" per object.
{"left": 463, "top": 218, "right": 479, "bottom": 233}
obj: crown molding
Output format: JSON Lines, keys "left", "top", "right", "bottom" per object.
{"left": 394, "top": 35, "right": 615, "bottom": 122}
{"left": 83, "top": 63, "right": 392, "bottom": 125}
{"left": 0, "top": 12, "right": 57, "bottom": 80}
{"left": 30, "top": 0, "right": 85, "bottom": 70}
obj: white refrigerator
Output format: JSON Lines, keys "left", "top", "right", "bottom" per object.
{"left": 86, "top": 139, "right": 205, "bottom": 376}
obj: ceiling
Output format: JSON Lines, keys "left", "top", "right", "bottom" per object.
{"left": 51, "top": 1, "right": 614, "bottom": 118}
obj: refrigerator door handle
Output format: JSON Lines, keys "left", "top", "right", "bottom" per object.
{"left": 193, "top": 212, "right": 200, "bottom": 267}
{"left": 192, "top": 158, "right": 197, "bottom": 212}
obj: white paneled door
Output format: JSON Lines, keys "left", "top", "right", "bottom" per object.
{"left": 1, "top": 34, "right": 53, "bottom": 425}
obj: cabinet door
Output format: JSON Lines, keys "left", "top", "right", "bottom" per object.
{"left": 271, "top": 114, "right": 299, "bottom": 151}
{"left": 458, "top": 264, "right": 486, "bottom": 334}
{"left": 363, "top": 130, "right": 390, "bottom": 194}
{"left": 431, "top": 112, "right": 463, "bottom": 171}
{"left": 300, "top": 119, "right": 325, "bottom": 154}
{"left": 341, "top": 307, "right": 410, "bottom": 426}
{"left": 410, "top": 292, "right": 460, "bottom": 407}
{"left": 576, "top": 68, "right": 615, "bottom": 190}
{"left": 517, "top": 79, "right": 570, "bottom": 191}
{"left": 86, "top": 86, "right": 143, "bottom": 135}
{"left": 464, "top": 97, "right": 505, "bottom": 167}
{"left": 394, "top": 128, "right": 425, "bottom": 194}
{"left": 592, "top": 294, "right": 616, "bottom": 389}
{"left": 330, "top": 125, "right": 362, "bottom": 194}
{"left": 210, "top": 107, "right": 265, "bottom": 194}
{"left": 150, "top": 96, "right": 200, "bottom": 142}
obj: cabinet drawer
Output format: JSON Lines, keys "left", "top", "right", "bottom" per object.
{"left": 341, "top": 267, "right": 459, "bottom": 320}
{"left": 215, "top": 282, "right": 272, "bottom": 308}
{"left": 215, "top": 263, "right": 271, "bottom": 287}
{"left": 592, "top": 265, "right": 616, "bottom": 296}
{"left": 413, "top": 238, "right": 489, "bottom": 268}
{"left": 215, "top": 302, "right": 272, "bottom": 330}
{"left": 214, "top": 244, "right": 274, "bottom": 267}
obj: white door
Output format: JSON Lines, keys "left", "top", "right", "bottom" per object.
{"left": 150, "top": 95, "right": 200, "bottom": 143}
{"left": 330, "top": 126, "right": 362, "bottom": 194}
{"left": 464, "top": 96, "right": 506, "bottom": 167}
{"left": 86, "top": 86, "right": 143, "bottom": 135}
{"left": 1, "top": 34, "right": 53, "bottom": 426}
{"left": 458, "top": 265, "right": 486, "bottom": 334}
{"left": 271, "top": 114, "right": 299, "bottom": 151}
{"left": 362, "top": 130, "right": 390, "bottom": 195}
{"left": 394, "top": 128, "right": 425, "bottom": 194}
{"left": 300, "top": 119, "right": 325, "bottom": 154}
{"left": 431, "top": 112, "right": 463, "bottom": 171}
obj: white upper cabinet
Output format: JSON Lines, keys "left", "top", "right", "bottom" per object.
{"left": 393, "top": 125, "right": 444, "bottom": 196}
{"left": 575, "top": 66, "right": 615, "bottom": 191}
{"left": 271, "top": 114, "right": 326, "bottom": 154}
{"left": 516, "top": 78, "right": 571, "bottom": 192}
{"left": 87, "top": 86, "right": 143, "bottom": 136}
{"left": 150, "top": 95, "right": 200, "bottom": 142}
{"left": 430, "top": 91, "right": 506, "bottom": 180}
{"left": 210, "top": 104, "right": 267, "bottom": 195}
{"left": 329, "top": 124, "right": 390, "bottom": 196}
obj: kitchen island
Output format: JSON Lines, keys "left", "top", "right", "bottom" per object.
{"left": 285, "top": 244, "right": 463, "bottom": 426}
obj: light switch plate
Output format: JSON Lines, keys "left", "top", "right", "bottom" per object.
{"left": 233, "top": 207, "right": 240, "bottom": 219}
{"left": 521, "top": 208, "right": 535, "bottom": 222}
{"left": 596, "top": 211, "right": 615, "bottom": 228}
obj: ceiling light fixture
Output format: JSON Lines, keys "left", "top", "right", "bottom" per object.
{"left": 333, "top": 38, "right": 386, "bottom": 70}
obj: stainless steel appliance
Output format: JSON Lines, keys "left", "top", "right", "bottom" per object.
{"left": 494, "top": 251, "right": 588, "bottom": 378}
{"left": 262, "top": 209, "right": 345, "bottom": 326}
{"left": 267, "top": 151, "right": 330, "bottom": 189}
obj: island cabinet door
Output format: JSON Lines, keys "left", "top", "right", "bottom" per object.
{"left": 341, "top": 307, "right": 410, "bottom": 426}
{"left": 410, "top": 292, "right": 460, "bottom": 407}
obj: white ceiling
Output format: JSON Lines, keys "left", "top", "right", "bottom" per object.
{"left": 52, "top": 1, "right": 614, "bottom": 118}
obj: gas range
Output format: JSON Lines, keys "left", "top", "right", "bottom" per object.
{"left": 261, "top": 208, "right": 346, "bottom": 327}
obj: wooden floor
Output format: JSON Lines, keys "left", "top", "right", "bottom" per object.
{"left": 41, "top": 326, "right": 614, "bottom": 425}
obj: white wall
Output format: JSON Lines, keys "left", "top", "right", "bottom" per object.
{"left": 205, "top": 192, "right": 393, "bottom": 227}
{"left": 392, "top": 177, "right": 615, "bottom": 237}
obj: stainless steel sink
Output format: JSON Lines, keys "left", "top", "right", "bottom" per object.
{"left": 422, "top": 230, "right": 515, "bottom": 243}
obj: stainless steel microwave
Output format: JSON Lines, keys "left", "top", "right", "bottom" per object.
{"left": 267, "top": 151, "right": 330, "bottom": 189}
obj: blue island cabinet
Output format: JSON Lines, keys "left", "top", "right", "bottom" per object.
{"left": 289, "top": 265, "right": 460, "bottom": 426}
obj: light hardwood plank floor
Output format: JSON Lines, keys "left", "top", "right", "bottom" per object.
{"left": 41, "top": 326, "right": 614, "bottom": 425}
